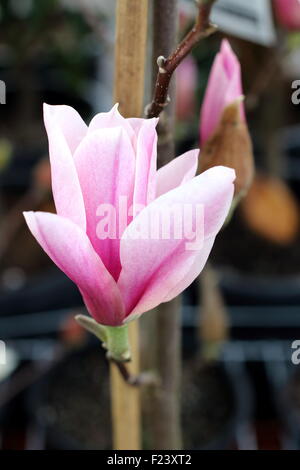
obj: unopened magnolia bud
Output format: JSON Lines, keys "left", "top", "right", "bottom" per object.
{"left": 199, "top": 99, "right": 254, "bottom": 198}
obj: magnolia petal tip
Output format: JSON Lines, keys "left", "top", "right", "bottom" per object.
{"left": 23, "top": 210, "right": 34, "bottom": 223}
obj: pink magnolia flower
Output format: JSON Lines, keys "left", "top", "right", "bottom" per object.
{"left": 274, "top": 0, "right": 300, "bottom": 30}
{"left": 176, "top": 55, "right": 197, "bottom": 121}
{"left": 200, "top": 39, "right": 244, "bottom": 145}
{"left": 24, "top": 104, "right": 235, "bottom": 326}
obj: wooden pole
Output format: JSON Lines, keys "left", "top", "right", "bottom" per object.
{"left": 113, "top": 0, "right": 148, "bottom": 118}
{"left": 110, "top": 0, "right": 148, "bottom": 451}
{"left": 110, "top": 322, "right": 141, "bottom": 450}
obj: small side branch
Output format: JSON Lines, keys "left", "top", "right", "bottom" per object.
{"left": 146, "top": 0, "right": 217, "bottom": 119}
{"left": 110, "top": 359, "right": 159, "bottom": 387}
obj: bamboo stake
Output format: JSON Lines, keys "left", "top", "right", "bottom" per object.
{"left": 114, "top": 0, "right": 148, "bottom": 118}
{"left": 110, "top": 0, "right": 148, "bottom": 451}
{"left": 110, "top": 322, "right": 141, "bottom": 450}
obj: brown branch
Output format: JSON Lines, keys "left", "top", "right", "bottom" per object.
{"left": 141, "top": 0, "right": 182, "bottom": 450}
{"left": 146, "top": 0, "right": 217, "bottom": 119}
{"left": 110, "top": 359, "right": 159, "bottom": 387}
{"left": 142, "top": 0, "right": 217, "bottom": 450}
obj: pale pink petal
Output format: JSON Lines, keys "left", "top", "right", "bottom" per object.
{"left": 118, "top": 166, "right": 235, "bottom": 319}
{"left": 88, "top": 104, "right": 135, "bottom": 142}
{"left": 74, "top": 127, "right": 136, "bottom": 280}
{"left": 161, "top": 236, "right": 215, "bottom": 304}
{"left": 43, "top": 104, "right": 86, "bottom": 230}
{"left": 156, "top": 149, "right": 199, "bottom": 198}
{"left": 43, "top": 103, "right": 87, "bottom": 154}
{"left": 127, "top": 118, "right": 145, "bottom": 136}
{"left": 23, "top": 211, "right": 124, "bottom": 326}
{"left": 133, "top": 118, "right": 158, "bottom": 207}
{"left": 125, "top": 236, "right": 215, "bottom": 323}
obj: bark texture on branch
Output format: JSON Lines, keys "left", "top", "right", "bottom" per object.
{"left": 146, "top": 0, "right": 217, "bottom": 119}
{"left": 143, "top": 0, "right": 219, "bottom": 449}
{"left": 143, "top": 0, "right": 182, "bottom": 450}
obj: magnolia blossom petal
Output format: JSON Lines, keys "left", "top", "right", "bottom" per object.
{"left": 156, "top": 149, "right": 199, "bottom": 197}
{"left": 43, "top": 104, "right": 86, "bottom": 230}
{"left": 161, "top": 235, "right": 215, "bottom": 304}
{"left": 74, "top": 127, "right": 136, "bottom": 280}
{"left": 133, "top": 118, "right": 158, "bottom": 207}
{"left": 124, "top": 236, "right": 216, "bottom": 324}
{"left": 23, "top": 211, "right": 125, "bottom": 325}
{"left": 127, "top": 118, "right": 145, "bottom": 136}
{"left": 118, "top": 166, "right": 235, "bottom": 319}
{"left": 200, "top": 40, "right": 244, "bottom": 145}
{"left": 43, "top": 103, "right": 87, "bottom": 154}
{"left": 88, "top": 104, "right": 135, "bottom": 142}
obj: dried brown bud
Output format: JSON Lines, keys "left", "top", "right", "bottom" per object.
{"left": 241, "top": 174, "right": 300, "bottom": 245}
{"left": 199, "top": 99, "right": 255, "bottom": 198}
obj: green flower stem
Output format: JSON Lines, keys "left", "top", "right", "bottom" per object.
{"left": 105, "top": 325, "right": 131, "bottom": 362}
{"left": 75, "top": 315, "right": 131, "bottom": 362}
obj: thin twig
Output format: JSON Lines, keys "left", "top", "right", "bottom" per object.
{"left": 146, "top": 0, "right": 217, "bottom": 119}
{"left": 110, "top": 359, "right": 159, "bottom": 387}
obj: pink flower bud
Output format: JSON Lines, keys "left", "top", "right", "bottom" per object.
{"left": 274, "top": 0, "right": 300, "bottom": 31}
{"left": 200, "top": 39, "right": 244, "bottom": 145}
